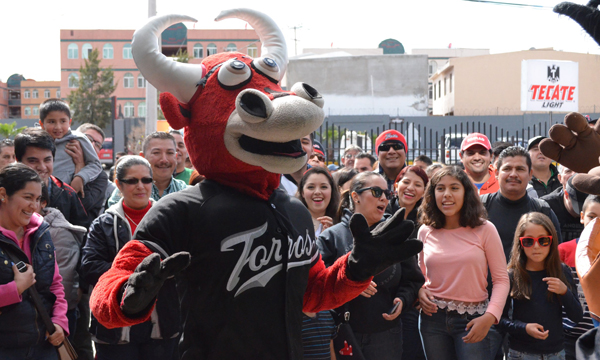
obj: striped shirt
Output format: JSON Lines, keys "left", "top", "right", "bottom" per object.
{"left": 301, "top": 311, "right": 336, "bottom": 359}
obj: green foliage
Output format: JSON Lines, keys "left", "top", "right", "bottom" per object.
{"left": 172, "top": 48, "right": 190, "bottom": 63}
{"left": 0, "top": 122, "right": 27, "bottom": 139}
{"left": 67, "top": 48, "right": 116, "bottom": 129}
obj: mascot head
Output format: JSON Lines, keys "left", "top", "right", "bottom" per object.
{"left": 132, "top": 9, "right": 325, "bottom": 199}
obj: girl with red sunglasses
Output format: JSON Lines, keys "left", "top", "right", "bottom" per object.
{"left": 500, "top": 212, "right": 583, "bottom": 360}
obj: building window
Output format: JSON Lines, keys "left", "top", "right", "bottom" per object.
{"left": 44, "top": 89, "right": 50, "bottom": 98}
{"left": 449, "top": 74, "right": 453, "bottom": 93}
{"left": 225, "top": 43, "right": 237, "bottom": 52}
{"left": 137, "top": 74, "right": 146, "bottom": 88}
{"left": 33, "top": 106, "right": 39, "bottom": 116}
{"left": 207, "top": 43, "right": 217, "bottom": 56}
{"left": 428, "top": 61, "right": 437, "bottom": 77}
{"left": 24, "top": 90, "right": 30, "bottom": 99}
{"left": 82, "top": 44, "right": 93, "bottom": 59}
{"left": 193, "top": 44, "right": 203, "bottom": 58}
{"left": 24, "top": 107, "right": 31, "bottom": 116}
{"left": 138, "top": 102, "right": 146, "bottom": 117}
{"left": 444, "top": 78, "right": 447, "bottom": 96}
{"left": 438, "top": 80, "right": 441, "bottom": 98}
{"left": 33, "top": 90, "right": 38, "bottom": 99}
{"left": 103, "top": 43, "right": 114, "bottom": 59}
{"left": 124, "top": 102, "right": 134, "bottom": 117}
{"left": 428, "top": 84, "right": 433, "bottom": 100}
{"left": 68, "top": 43, "right": 78, "bottom": 59}
{"left": 56, "top": 90, "right": 61, "bottom": 98}
{"left": 123, "top": 73, "right": 134, "bottom": 88}
{"left": 247, "top": 44, "right": 258, "bottom": 58}
{"left": 123, "top": 44, "right": 133, "bottom": 59}
{"left": 68, "top": 73, "right": 79, "bottom": 88}
{"left": 433, "top": 83, "right": 436, "bottom": 100}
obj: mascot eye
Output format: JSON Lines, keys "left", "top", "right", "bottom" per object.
{"left": 252, "top": 57, "right": 280, "bottom": 83}
{"left": 217, "top": 59, "right": 253, "bottom": 90}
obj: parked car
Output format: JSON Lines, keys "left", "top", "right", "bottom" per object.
{"left": 99, "top": 137, "right": 113, "bottom": 166}
{"left": 438, "top": 133, "right": 468, "bottom": 165}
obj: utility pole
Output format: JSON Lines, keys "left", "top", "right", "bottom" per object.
{"left": 145, "top": 0, "right": 158, "bottom": 135}
{"left": 290, "top": 25, "right": 302, "bottom": 56}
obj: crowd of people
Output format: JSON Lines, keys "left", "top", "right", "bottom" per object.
{"left": 0, "top": 97, "right": 595, "bottom": 360}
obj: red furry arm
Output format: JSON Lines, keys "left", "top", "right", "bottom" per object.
{"left": 90, "top": 240, "right": 154, "bottom": 329}
{"left": 302, "top": 253, "right": 372, "bottom": 313}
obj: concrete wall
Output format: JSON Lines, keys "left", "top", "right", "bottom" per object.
{"left": 286, "top": 55, "right": 429, "bottom": 117}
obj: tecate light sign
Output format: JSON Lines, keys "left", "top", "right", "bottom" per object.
{"left": 521, "top": 60, "right": 578, "bottom": 112}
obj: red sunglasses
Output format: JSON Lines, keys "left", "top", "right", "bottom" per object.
{"left": 519, "top": 236, "right": 552, "bottom": 248}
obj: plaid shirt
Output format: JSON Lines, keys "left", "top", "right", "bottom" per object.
{"left": 107, "top": 177, "right": 188, "bottom": 208}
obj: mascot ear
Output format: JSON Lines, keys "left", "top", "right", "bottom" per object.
{"left": 160, "top": 92, "right": 191, "bottom": 130}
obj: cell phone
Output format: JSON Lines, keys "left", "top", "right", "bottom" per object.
{"left": 388, "top": 302, "right": 401, "bottom": 315}
{"left": 15, "top": 261, "right": 27, "bottom": 273}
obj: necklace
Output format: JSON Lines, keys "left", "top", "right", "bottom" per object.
{"left": 124, "top": 212, "right": 139, "bottom": 227}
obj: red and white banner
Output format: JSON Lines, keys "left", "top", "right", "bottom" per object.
{"left": 521, "top": 60, "right": 578, "bottom": 112}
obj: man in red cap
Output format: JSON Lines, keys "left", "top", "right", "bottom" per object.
{"left": 376, "top": 130, "right": 408, "bottom": 190}
{"left": 459, "top": 132, "right": 498, "bottom": 195}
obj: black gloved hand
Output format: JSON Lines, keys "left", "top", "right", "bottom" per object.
{"left": 347, "top": 208, "right": 422, "bottom": 282}
{"left": 121, "top": 252, "right": 191, "bottom": 316}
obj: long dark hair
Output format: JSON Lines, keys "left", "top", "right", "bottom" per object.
{"left": 297, "top": 167, "right": 340, "bottom": 223}
{"left": 508, "top": 212, "right": 567, "bottom": 301}
{"left": 0, "top": 163, "right": 42, "bottom": 198}
{"left": 338, "top": 171, "right": 384, "bottom": 220}
{"left": 418, "top": 166, "right": 486, "bottom": 229}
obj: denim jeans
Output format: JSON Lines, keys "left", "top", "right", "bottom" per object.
{"left": 352, "top": 320, "right": 403, "bottom": 360}
{"left": 0, "top": 341, "right": 58, "bottom": 360}
{"left": 401, "top": 307, "right": 426, "bottom": 360}
{"left": 419, "top": 310, "right": 495, "bottom": 360}
{"left": 507, "top": 349, "right": 565, "bottom": 360}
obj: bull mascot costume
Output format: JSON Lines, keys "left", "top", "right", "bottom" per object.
{"left": 541, "top": 2, "right": 600, "bottom": 358}
{"left": 90, "top": 9, "right": 422, "bottom": 360}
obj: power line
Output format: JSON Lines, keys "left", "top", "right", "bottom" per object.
{"left": 461, "top": 0, "right": 553, "bottom": 9}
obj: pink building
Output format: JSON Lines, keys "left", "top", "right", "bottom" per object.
{"left": 0, "top": 80, "right": 7, "bottom": 119}
{"left": 60, "top": 24, "right": 261, "bottom": 119}
{"left": 0, "top": 74, "right": 60, "bottom": 120}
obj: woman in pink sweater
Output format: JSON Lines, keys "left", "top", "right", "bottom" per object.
{"left": 417, "top": 166, "right": 509, "bottom": 360}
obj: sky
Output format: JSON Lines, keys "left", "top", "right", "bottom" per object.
{"left": 2, "top": 0, "right": 600, "bottom": 82}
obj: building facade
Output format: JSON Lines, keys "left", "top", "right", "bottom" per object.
{"left": 60, "top": 24, "right": 261, "bottom": 119}
{"left": 0, "top": 74, "right": 60, "bottom": 120}
{"left": 430, "top": 48, "right": 600, "bottom": 116}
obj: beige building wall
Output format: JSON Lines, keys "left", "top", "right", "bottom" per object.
{"left": 431, "top": 49, "right": 600, "bottom": 116}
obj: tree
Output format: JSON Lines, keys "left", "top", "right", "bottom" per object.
{"left": 67, "top": 48, "right": 116, "bottom": 129}
{"left": 172, "top": 48, "right": 190, "bottom": 63}
{"left": 0, "top": 122, "right": 27, "bottom": 139}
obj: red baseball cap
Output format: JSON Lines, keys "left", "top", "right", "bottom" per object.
{"left": 460, "top": 133, "right": 491, "bottom": 152}
{"left": 376, "top": 130, "right": 408, "bottom": 155}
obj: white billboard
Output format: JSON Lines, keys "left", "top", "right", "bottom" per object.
{"left": 521, "top": 60, "right": 578, "bottom": 112}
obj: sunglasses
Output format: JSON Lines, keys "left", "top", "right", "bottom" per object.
{"left": 311, "top": 154, "right": 325, "bottom": 161}
{"left": 85, "top": 134, "right": 103, "bottom": 152}
{"left": 378, "top": 143, "right": 404, "bottom": 152}
{"left": 355, "top": 186, "right": 393, "bottom": 200}
{"left": 519, "top": 236, "right": 552, "bottom": 248}
{"left": 119, "top": 177, "right": 154, "bottom": 185}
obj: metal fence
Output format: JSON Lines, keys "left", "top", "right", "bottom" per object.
{"left": 315, "top": 118, "right": 569, "bottom": 166}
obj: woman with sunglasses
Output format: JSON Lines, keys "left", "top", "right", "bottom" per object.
{"left": 317, "top": 171, "right": 424, "bottom": 360}
{"left": 499, "top": 212, "right": 582, "bottom": 360}
{"left": 417, "top": 166, "right": 509, "bottom": 359}
{"left": 81, "top": 156, "right": 180, "bottom": 360}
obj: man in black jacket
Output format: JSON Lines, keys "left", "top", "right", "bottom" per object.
{"left": 528, "top": 136, "right": 561, "bottom": 197}
{"left": 15, "top": 128, "right": 89, "bottom": 228}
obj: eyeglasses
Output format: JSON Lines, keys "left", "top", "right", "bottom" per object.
{"left": 312, "top": 154, "right": 325, "bottom": 161}
{"left": 119, "top": 177, "right": 154, "bottom": 185}
{"left": 355, "top": 186, "right": 393, "bottom": 200}
{"left": 378, "top": 143, "right": 404, "bottom": 152}
{"left": 344, "top": 153, "right": 356, "bottom": 159}
{"left": 85, "top": 134, "right": 103, "bottom": 152}
{"left": 519, "top": 236, "right": 552, "bottom": 248}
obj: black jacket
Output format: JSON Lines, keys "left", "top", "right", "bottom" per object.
{"left": 48, "top": 175, "right": 89, "bottom": 228}
{"left": 81, "top": 199, "right": 181, "bottom": 344}
{"left": 541, "top": 188, "right": 585, "bottom": 242}
{"left": 0, "top": 222, "right": 57, "bottom": 348}
{"left": 80, "top": 170, "right": 108, "bottom": 226}
{"left": 529, "top": 164, "right": 561, "bottom": 198}
{"left": 317, "top": 209, "right": 424, "bottom": 333}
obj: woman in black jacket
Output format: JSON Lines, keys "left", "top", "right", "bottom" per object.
{"left": 81, "top": 156, "right": 180, "bottom": 360}
{"left": 317, "top": 171, "right": 424, "bottom": 360}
